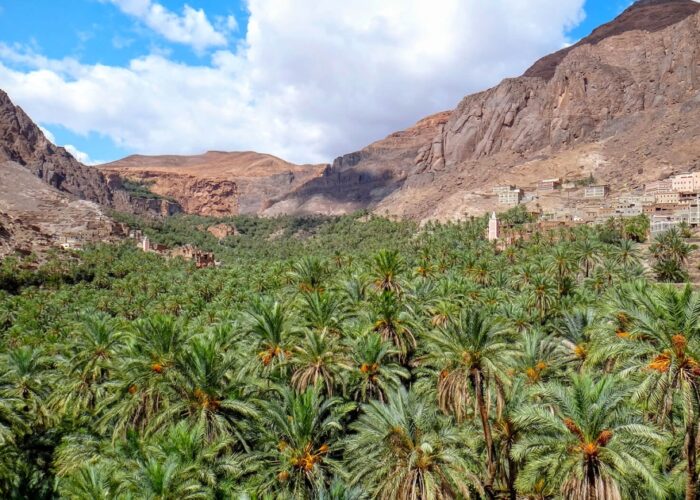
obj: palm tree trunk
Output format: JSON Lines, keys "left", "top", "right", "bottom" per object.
{"left": 686, "top": 418, "right": 698, "bottom": 500}
{"left": 506, "top": 453, "right": 517, "bottom": 500}
{"left": 471, "top": 369, "right": 496, "bottom": 499}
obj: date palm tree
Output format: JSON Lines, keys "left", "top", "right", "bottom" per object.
{"left": 370, "top": 291, "right": 416, "bottom": 363}
{"left": 151, "top": 336, "right": 258, "bottom": 446}
{"left": 513, "top": 373, "right": 666, "bottom": 499}
{"left": 246, "top": 299, "right": 295, "bottom": 375}
{"left": 419, "top": 309, "right": 516, "bottom": 496}
{"left": 289, "top": 257, "right": 328, "bottom": 292}
{"left": 289, "top": 331, "right": 351, "bottom": 396}
{"left": 51, "top": 312, "right": 124, "bottom": 418}
{"left": 345, "top": 387, "right": 483, "bottom": 499}
{"left": 371, "top": 249, "right": 405, "bottom": 293}
{"left": 603, "top": 284, "right": 700, "bottom": 499}
{"left": 242, "top": 387, "right": 353, "bottom": 498}
{"left": 97, "top": 314, "right": 187, "bottom": 438}
{"left": 347, "top": 333, "right": 409, "bottom": 403}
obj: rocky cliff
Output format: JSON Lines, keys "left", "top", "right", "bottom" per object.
{"left": 100, "top": 151, "right": 326, "bottom": 216}
{"left": 267, "top": 0, "right": 700, "bottom": 221}
{"left": 0, "top": 90, "right": 181, "bottom": 217}
{"left": 264, "top": 111, "right": 451, "bottom": 216}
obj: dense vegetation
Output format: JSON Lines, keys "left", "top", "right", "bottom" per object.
{"left": 1, "top": 211, "right": 700, "bottom": 499}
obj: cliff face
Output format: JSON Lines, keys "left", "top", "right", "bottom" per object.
{"left": 263, "top": 111, "right": 451, "bottom": 216}
{"left": 0, "top": 90, "right": 181, "bottom": 217}
{"left": 417, "top": 0, "right": 700, "bottom": 170}
{"left": 268, "top": 0, "right": 700, "bottom": 221}
{"left": 100, "top": 151, "right": 326, "bottom": 216}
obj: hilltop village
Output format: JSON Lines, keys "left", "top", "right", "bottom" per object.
{"left": 487, "top": 170, "right": 700, "bottom": 239}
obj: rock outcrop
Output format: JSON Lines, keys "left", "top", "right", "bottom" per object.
{"left": 100, "top": 151, "right": 326, "bottom": 216}
{"left": 0, "top": 90, "right": 182, "bottom": 217}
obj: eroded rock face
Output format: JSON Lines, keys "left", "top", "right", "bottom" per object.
{"left": 0, "top": 90, "right": 182, "bottom": 217}
{"left": 100, "top": 151, "right": 326, "bottom": 216}
{"left": 0, "top": 161, "right": 127, "bottom": 259}
{"left": 263, "top": 111, "right": 451, "bottom": 216}
{"left": 0, "top": 90, "right": 116, "bottom": 205}
{"left": 416, "top": 0, "right": 700, "bottom": 171}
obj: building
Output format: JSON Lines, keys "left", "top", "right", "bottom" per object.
{"left": 690, "top": 198, "right": 700, "bottom": 226}
{"left": 671, "top": 172, "right": 700, "bottom": 193}
{"left": 617, "top": 205, "right": 643, "bottom": 217}
{"left": 492, "top": 185, "right": 516, "bottom": 194}
{"left": 645, "top": 179, "right": 672, "bottom": 193}
{"left": 171, "top": 245, "right": 216, "bottom": 268}
{"left": 655, "top": 192, "right": 681, "bottom": 204}
{"left": 498, "top": 189, "right": 523, "bottom": 206}
{"left": 487, "top": 212, "right": 499, "bottom": 241}
{"left": 644, "top": 203, "right": 684, "bottom": 216}
{"left": 584, "top": 184, "right": 609, "bottom": 199}
{"left": 538, "top": 178, "right": 561, "bottom": 191}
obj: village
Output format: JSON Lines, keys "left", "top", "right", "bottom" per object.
{"left": 486, "top": 170, "right": 700, "bottom": 243}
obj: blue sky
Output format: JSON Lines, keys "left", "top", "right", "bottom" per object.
{"left": 0, "top": 0, "right": 637, "bottom": 164}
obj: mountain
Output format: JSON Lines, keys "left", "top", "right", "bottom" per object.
{"left": 4, "top": 0, "right": 700, "bottom": 224}
{"left": 0, "top": 90, "right": 181, "bottom": 217}
{"left": 99, "top": 152, "right": 326, "bottom": 216}
{"left": 267, "top": 0, "right": 700, "bottom": 220}
{"left": 263, "top": 112, "right": 451, "bottom": 216}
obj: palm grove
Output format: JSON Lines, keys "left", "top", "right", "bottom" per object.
{"left": 0, "top": 209, "right": 699, "bottom": 499}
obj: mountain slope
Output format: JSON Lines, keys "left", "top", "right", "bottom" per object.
{"left": 100, "top": 151, "right": 326, "bottom": 216}
{"left": 267, "top": 0, "right": 700, "bottom": 221}
{"left": 0, "top": 161, "right": 124, "bottom": 258}
{"left": 0, "top": 90, "right": 181, "bottom": 217}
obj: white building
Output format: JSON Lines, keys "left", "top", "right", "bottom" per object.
{"left": 645, "top": 179, "right": 672, "bottom": 193}
{"left": 671, "top": 172, "right": 700, "bottom": 193}
{"left": 498, "top": 189, "right": 523, "bottom": 206}
{"left": 584, "top": 185, "right": 609, "bottom": 199}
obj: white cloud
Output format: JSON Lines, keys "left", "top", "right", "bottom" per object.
{"left": 107, "top": 0, "right": 227, "bottom": 52}
{"left": 0, "top": 0, "right": 586, "bottom": 164}
{"left": 64, "top": 144, "right": 100, "bottom": 165}
{"left": 38, "top": 125, "right": 100, "bottom": 165}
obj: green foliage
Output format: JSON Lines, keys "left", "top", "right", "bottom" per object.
{"left": 2, "top": 212, "right": 700, "bottom": 498}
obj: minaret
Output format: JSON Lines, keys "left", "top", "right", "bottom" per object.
{"left": 488, "top": 212, "right": 499, "bottom": 241}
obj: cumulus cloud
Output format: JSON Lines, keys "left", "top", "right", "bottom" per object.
{"left": 0, "top": 0, "right": 586, "bottom": 164}
{"left": 107, "top": 0, "right": 228, "bottom": 52}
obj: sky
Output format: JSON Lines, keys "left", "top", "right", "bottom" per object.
{"left": 0, "top": 0, "right": 638, "bottom": 165}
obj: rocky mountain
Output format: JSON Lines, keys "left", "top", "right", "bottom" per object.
{"left": 268, "top": 0, "right": 700, "bottom": 221}
{"left": 4, "top": 0, "right": 699, "bottom": 224}
{"left": 99, "top": 151, "right": 326, "bottom": 216}
{"left": 0, "top": 90, "right": 180, "bottom": 217}
{"left": 264, "top": 112, "right": 451, "bottom": 216}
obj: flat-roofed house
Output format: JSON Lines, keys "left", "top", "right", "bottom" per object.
{"left": 645, "top": 179, "right": 672, "bottom": 193}
{"left": 498, "top": 189, "right": 523, "bottom": 206}
{"left": 538, "top": 178, "right": 561, "bottom": 191}
{"left": 672, "top": 172, "right": 700, "bottom": 193}
{"left": 584, "top": 184, "right": 609, "bottom": 199}
{"left": 655, "top": 192, "right": 681, "bottom": 204}
{"left": 492, "top": 185, "right": 516, "bottom": 194}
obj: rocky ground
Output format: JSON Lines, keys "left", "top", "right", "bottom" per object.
{"left": 0, "top": 161, "right": 124, "bottom": 259}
